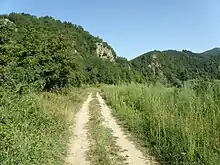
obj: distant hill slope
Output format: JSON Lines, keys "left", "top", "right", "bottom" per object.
{"left": 0, "top": 13, "right": 141, "bottom": 91}
{"left": 130, "top": 49, "right": 220, "bottom": 86}
{"left": 200, "top": 47, "right": 220, "bottom": 57}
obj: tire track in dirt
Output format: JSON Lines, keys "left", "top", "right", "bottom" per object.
{"left": 65, "top": 93, "right": 92, "bottom": 165}
{"left": 97, "top": 92, "right": 156, "bottom": 165}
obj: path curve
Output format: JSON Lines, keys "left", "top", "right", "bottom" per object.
{"left": 65, "top": 93, "right": 92, "bottom": 165}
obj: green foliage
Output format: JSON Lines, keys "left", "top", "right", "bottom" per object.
{"left": 0, "top": 88, "right": 87, "bottom": 165}
{"left": 201, "top": 47, "right": 220, "bottom": 57}
{"left": 1, "top": 11, "right": 220, "bottom": 165}
{"left": 0, "top": 13, "right": 143, "bottom": 91}
{"left": 83, "top": 55, "right": 143, "bottom": 85}
{"left": 102, "top": 83, "right": 220, "bottom": 164}
{"left": 0, "top": 13, "right": 143, "bottom": 164}
{"left": 1, "top": 13, "right": 85, "bottom": 90}
{"left": 131, "top": 49, "right": 220, "bottom": 86}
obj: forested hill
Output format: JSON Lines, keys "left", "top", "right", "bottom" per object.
{"left": 1, "top": 13, "right": 220, "bottom": 92}
{"left": 0, "top": 13, "right": 142, "bottom": 92}
{"left": 130, "top": 49, "right": 220, "bottom": 86}
{"left": 201, "top": 47, "right": 220, "bottom": 57}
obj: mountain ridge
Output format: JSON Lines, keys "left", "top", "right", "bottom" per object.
{"left": 130, "top": 48, "right": 220, "bottom": 86}
{"left": 201, "top": 47, "right": 220, "bottom": 56}
{"left": 130, "top": 47, "right": 220, "bottom": 60}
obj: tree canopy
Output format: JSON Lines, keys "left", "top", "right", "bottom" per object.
{"left": 0, "top": 13, "right": 142, "bottom": 92}
{"left": 131, "top": 49, "right": 220, "bottom": 86}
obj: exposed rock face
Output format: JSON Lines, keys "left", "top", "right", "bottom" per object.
{"left": 96, "top": 43, "right": 115, "bottom": 61}
{"left": 0, "top": 17, "right": 115, "bottom": 62}
{"left": 148, "top": 54, "right": 163, "bottom": 76}
{"left": 148, "top": 53, "right": 167, "bottom": 83}
{"left": 0, "top": 18, "right": 17, "bottom": 31}
{"left": 0, "top": 18, "right": 15, "bottom": 26}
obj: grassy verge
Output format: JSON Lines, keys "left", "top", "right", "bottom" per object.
{"left": 0, "top": 87, "right": 87, "bottom": 165}
{"left": 101, "top": 84, "right": 220, "bottom": 165}
{"left": 87, "top": 96, "right": 124, "bottom": 165}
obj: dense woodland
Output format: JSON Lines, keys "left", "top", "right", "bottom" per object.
{"left": 1, "top": 12, "right": 220, "bottom": 92}
{"left": 0, "top": 13, "right": 142, "bottom": 93}
{"left": 131, "top": 49, "right": 220, "bottom": 86}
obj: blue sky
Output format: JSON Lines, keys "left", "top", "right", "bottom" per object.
{"left": 0, "top": 0, "right": 219, "bottom": 59}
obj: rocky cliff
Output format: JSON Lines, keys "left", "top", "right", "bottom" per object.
{"left": 96, "top": 43, "right": 116, "bottom": 61}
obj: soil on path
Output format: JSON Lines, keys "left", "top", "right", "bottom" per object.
{"left": 96, "top": 92, "right": 156, "bottom": 165}
{"left": 65, "top": 93, "right": 92, "bottom": 165}
{"left": 65, "top": 92, "right": 157, "bottom": 165}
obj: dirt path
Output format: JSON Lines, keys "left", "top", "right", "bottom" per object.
{"left": 65, "top": 93, "right": 92, "bottom": 165}
{"left": 96, "top": 92, "right": 152, "bottom": 165}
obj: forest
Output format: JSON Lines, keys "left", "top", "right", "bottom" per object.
{"left": 0, "top": 13, "right": 142, "bottom": 93}
{"left": 1, "top": 13, "right": 220, "bottom": 93}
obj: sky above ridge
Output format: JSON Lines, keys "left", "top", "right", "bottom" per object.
{"left": 0, "top": 0, "right": 219, "bottom": 59}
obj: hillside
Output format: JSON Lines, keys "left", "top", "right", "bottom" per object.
{"left": 1, "top": 13, "right": 219, "bottom": 91}
{"left": 201, "top": 47, "right": 220, "bottom": 57}
{"left": 130, "top": 49, "right": 220, "bottom": 86}
{"left": 0, "top": 13, "right": 141, "bottom": 91}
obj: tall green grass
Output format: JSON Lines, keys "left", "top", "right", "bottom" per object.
{"left": 0, "top": 88, "right": 87, "bottom": 165}
{"left": 101, "top": 83, "right": 220, "bottom": 164}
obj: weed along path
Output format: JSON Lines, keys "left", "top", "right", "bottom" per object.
{"left": 65, "top": 92, "right": 157, "bottom": 165}
{"left": 96, "top": 92, "right": 154, "bottom": 165}
{"left": 65, "top": 93, "right": 92, "bottom": 165}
